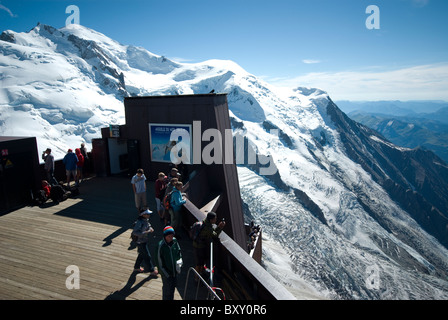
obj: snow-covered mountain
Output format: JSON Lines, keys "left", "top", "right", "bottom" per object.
{"left": 1, "top": 24, "right": 448, "bottom": 300}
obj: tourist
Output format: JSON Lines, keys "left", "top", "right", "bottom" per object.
{"left": 62, "top": 149, "right": 78, "bottom": 189}
{"left": 192, "top": 211, "right": 225, "bottom": 277}
{"left": 168, "top": 167, "right": 181, "bottom": 182}
{"left": 162, "top": 177, "right": 178, "bottom": 226}
{"left": 132, "top": 209, "right": 158, "bottom": 275}
{"left": 74, "top": 148, "right": 84, "bottom": 186}
{"left": 131, "top": 168, "right": 147, "bottom": 214}
{"left": 155, "top": 172, "right": 167, "bottom": 219}
{"left": 157, "top": 226, "right": 182, "bottom": 300}
{"left": 42, "top": 148, "right": 58, "bottom": 186}
{"left": 80, "top": 143, "right": 89, "bottom": 177}
{"left": 170, "top": 181, "right": 186, "bottom": 236}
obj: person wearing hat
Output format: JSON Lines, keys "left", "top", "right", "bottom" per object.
{"left": 132, "top": 209, "right": 158, "bottom": 275}
{"left": 192, "top": 211, "right": 225, "bottom": 278}
{"left": 62, "top": 148, "right": 78, "bottom": 189}
{"left": 157, "top": 226, "right": 182, "bottom": 300}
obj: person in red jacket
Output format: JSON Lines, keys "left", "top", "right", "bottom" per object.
{"left": 42, "top": 180, "right": 51, "bottom": 198}
{"left": 75, "top": 148, "right": 84, "bottom": 186}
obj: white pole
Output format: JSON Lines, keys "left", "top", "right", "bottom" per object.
{"left": 210, "top": 239, "right": 213, "bottom": 286}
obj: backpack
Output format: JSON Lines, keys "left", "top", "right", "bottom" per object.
{"left": 189, "top": 221, "right": 205, "bottom": 241}
{"left": 163, "top": 190, "right": 174, "bottom": 210}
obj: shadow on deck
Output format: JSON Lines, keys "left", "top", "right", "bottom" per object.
{"left": 0, "top": 174, "right": 199, "bottom": 300}
{"left": 57, "top": 174, "right": 201, "bottom": 300}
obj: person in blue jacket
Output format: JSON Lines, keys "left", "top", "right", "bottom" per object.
{"left": 169, "top": 181, "right": 186, "bottom": 235}
{"left": 62, "top": 149, "right": 78, "bottom": 189}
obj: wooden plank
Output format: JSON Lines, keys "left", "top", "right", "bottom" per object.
{"left": 0, "top": 176, "right": 182, "bottom": 300}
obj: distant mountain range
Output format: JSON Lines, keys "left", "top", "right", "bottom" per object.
{"left": 336, "top": 100, "right": 448, "bottom": 119}
{"left": 337, "top": 101, "right": 448, "bottom": 163}
{"left": 1, "top": 24, "right": 448, "bottom": 299}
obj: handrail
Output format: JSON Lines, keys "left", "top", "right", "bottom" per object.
{"left": 182, "top": 197, "right": 296, "bottom": 300}
{"left": 183, "top": 267, "right": 222, "bottom": 300}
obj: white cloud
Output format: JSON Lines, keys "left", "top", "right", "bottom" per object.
{"left": 0, "top": 4, "right": 17, "bottom": 17}
{"left": 302, "top": 59, "right": 321, "bottom": 64}
{"left": 267, "top": 63, "right": 448, "bottom": 101}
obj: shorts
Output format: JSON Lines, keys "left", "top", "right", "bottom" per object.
{"left": 134, "top": 192, "right": 147, "bottom": 209}
{"left": 155, "top": 197, "right": 162, "bottom": 212}
{"left": 66, "top": 169, "right": 77, "bottom": 178}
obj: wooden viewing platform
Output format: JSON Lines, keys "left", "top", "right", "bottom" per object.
{"left": 0, "top": 175, "right": 201, "bottom": 300}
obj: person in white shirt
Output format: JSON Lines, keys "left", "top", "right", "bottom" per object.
{"left": 131, "top": 168, "right": 147, "bottom": 214}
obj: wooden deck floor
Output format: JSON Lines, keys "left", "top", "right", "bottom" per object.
{"left": 0, "top": 175, "right": 198, "bottom": 300}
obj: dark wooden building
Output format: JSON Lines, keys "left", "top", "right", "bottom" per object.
{"left": 94, "top": 94, "right": 247, "bottom": 250}
{"left": 0, "top": 136, "right": 40, "bottom": 214}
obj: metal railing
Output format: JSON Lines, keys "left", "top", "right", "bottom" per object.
{"left": 183, "top": 238, "right": 226, "bottom": 300}
{"left": 183, "top": 267, "right": 223, "bottom": 300}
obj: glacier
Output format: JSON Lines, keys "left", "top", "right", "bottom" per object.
{"left": 1, "top": 24, "right": 448, "bottom": 299}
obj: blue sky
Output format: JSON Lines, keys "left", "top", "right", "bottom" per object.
{"left": 1, "top": 0, "right": 447, "bottom": 101}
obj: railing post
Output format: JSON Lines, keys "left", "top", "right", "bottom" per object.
{"left": 210, "top": 239, "right": 213, "bottom": 287}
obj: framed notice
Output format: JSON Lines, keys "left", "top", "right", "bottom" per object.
{"left": 149, "top": 123, "right": 192, "bottom": 163}
{"left": 109, "top": 125, "right": 120, "bottom": 138}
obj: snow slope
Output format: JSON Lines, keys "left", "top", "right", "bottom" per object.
{"left": 1, "top": 24, "right": 448, "bottom": 299}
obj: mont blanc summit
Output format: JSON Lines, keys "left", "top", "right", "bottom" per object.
{"left": 1, "top": 24, "right": 448, "bottom": 299}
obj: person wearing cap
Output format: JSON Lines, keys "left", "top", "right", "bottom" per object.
{"left": 62, "top": 148, "right": 78, "bottom": 189}
{"left": 132, "top": 209, "right": 158, "bottom": 275}
{"left": 157, "top": 226, "right": 182, "bottom": 300}
{"left": 192, "top": 211, "right": 225, "bottom": 277}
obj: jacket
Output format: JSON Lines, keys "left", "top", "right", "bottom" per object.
{"left": 63, "top": 152, "right": 78, "bottom": 171}
{"left": 157, "top": 238, "right": 182, "bottom": 278}
{"left": 193, "top": 218, "right": 223, "bottom": 249}
{"left": 132, "top": 218, "right": 152, "bottom": 244}
{"left": 155, "top": 179, "right": 167, "bottom": 200}
{"left": 170, "top": 188, "right": 186, "bottom": 211}
{"left": 42, "top": 153, "right": 54, "bottom": 171}
{"left": 75, "top": 148, "right": 84, "bottom": 167}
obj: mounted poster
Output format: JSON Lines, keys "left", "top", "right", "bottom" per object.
{"left": 149, "top": 123, "right": 192, "bottom": 164}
